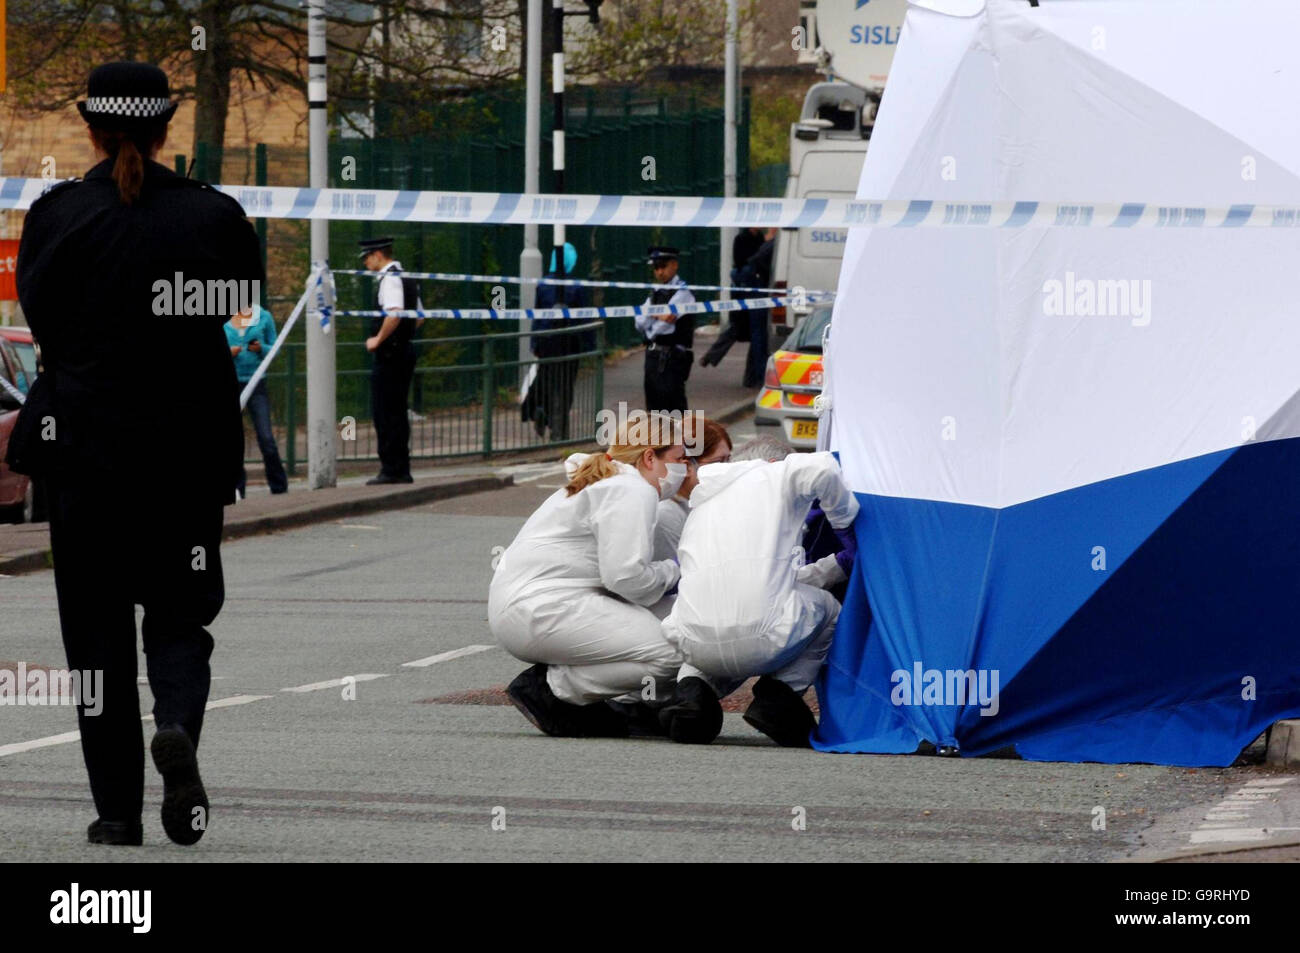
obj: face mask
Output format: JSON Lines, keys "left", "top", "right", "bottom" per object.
{"left": 658, "top": 462, "right": 688, "bottom": 500}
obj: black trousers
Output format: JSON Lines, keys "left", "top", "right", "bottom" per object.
{"left": 536, "top": 357, "right": 579, "bottom": 439}
{"left": 371, "top": 346, "right": 416, "bottom": 477}
{"left": 48, "top": 476, "right": 224, "bottom": 824}
{"left": 644, "top": 346, "right": 691, "bottom": 415}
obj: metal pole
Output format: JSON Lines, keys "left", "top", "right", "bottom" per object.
{"left": 306, "top": 0, "right": 336, "bottom": 488}
{"left": 519, "top": 0, "right": 542, "bottom": 368}
{"left": 552, "top": 0, "right": 566, "bottom": 307}
{"left": 721, "top": 0, "right": 738, "bottom": 303}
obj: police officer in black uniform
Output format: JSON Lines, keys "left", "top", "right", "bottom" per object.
{"left": 360, "top": 237, "right": 422, "bottom": 484}
{"left": 9, "top": 63, "right": 262, "bottom": 846}
{"left": 636, "top": 246, "right": 697, "bottom": 414}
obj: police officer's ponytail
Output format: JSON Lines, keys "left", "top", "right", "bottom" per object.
{"left": 89, "top": 126, "right": 164, "bottom": 206}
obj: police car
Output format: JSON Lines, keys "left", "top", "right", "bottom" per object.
{"left": 754, "top": 304, "right": 831, "bottom": 450}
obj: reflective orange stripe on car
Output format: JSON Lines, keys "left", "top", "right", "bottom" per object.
{"left": 774, "top": 350, "right": 822, "bottom": 387}
{"left": 758, "top": 388, "right": 783, "bottom": 409}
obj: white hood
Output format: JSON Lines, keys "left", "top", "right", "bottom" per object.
{"left": 689, "top": 460, "right": 768, "bottom": 509}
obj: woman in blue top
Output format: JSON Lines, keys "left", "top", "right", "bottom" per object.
{"left": 224, "top": 304, "right": 288, "bottom": 496}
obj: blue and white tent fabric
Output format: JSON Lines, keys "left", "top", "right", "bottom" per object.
{"left": 816, "top": 0, "right": 1300, "bottom": 766}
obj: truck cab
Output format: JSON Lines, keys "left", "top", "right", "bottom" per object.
{"left": 770, "top": 81, "right": 878, "bottom": 342}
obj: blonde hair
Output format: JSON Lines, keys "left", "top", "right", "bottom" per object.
{"left": 565, "top": 412, "right": 682, "bottom": 496}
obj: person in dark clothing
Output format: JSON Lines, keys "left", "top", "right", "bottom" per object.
{"left": 700, "top": 227, "right": 775, "bottom": 387}
{"left": 636, "top": 246, "right": 696, "bottom": 415}
{"left": 361, "top": 237, "right": 423, "bottom": 484}
{"left": 523, "top": 242, "right": 596, "bottom": 440}
{"left": 9, "top": 62, "right": 263, "bottom": 847}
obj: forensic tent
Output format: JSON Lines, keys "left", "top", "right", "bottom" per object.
{"left": 815, "top": 0, "right": 1300, "bottom": 766}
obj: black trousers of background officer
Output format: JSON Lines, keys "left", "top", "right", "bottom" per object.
{"left": 48, "top": 475, "right": 223, "bottom": 823}
{"left": 644, "top": 345, "right": 691, "bottom": 415}
{"left": 372, "top": 343, "right": 416, "bottom": 478}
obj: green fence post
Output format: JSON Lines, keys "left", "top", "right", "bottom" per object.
{"left": 174, "top": 154, "right": 187, "bottom": 175}
{"left": 195, "top": 142, "right": 209, "bottom": 182}
{"left": 481, "top": 332, "right": 494, "bottom": 457}
{"left": 285, "top": 343, "right": 297, "bottom": 475}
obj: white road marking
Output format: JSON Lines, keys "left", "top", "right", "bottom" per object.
{"left": 0, "top": 641, "right": 497, "bottom": 758}
{"left": 1182, "top": 777, "right": 1296, "bottom": 849}
{"left": 0, "top": 694, "right": 272, "bottom": 758}
{"left": 336, "top": 523, "right": 381, "bottom": 530}
{"left": 281, "top": 674, "right": 390, "bottom": 693}
{"left": 401, "top": 644, "right": 496, "bottom": 668}
{"left": 0, "top": 730, "right": 84, "bottom": 759}
{"left": 1189, "top": 829, "right": 1270, "bottom": 844}
{"left": 502, "top": 463, "right": 565, "bottom": 485}
{"left": 205, "top": 694, "right": 273, "bottom": 709}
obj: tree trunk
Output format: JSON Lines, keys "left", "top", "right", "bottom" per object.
{"left": 190, "top": 1, "right": 235, "bottom": 182}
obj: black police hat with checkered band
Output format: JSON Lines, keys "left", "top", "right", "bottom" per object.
{"left": 77, "top": 62, "right": 179, "bottom": 131}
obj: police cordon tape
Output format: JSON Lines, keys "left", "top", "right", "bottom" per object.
{"left": 7, "top": 178, "right": 1300, "bottom": 229}
{"left": 333, "top": 293, "right": 826, "bottom": 322}
{"left": 237, "top": 269, "right": 320, "bottom": 410}
{"left": 333, "top": 267, "right": 814, "bottom": 297}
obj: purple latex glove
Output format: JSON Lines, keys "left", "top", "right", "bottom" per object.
{"left": 833, "top": 524, "right": 858, "bottom": 576}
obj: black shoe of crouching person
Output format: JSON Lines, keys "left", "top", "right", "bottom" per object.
{"left": 507, "top": 664, "right": 629, "bottom": 738}
{"left": 606, "top": 699, "right": 671, "bottom": 738}
{"left": 742, "top": 675, "right": 816, "bottom": 748}
{"left": 657, "top": 676, "right": 724, "bottom": 745}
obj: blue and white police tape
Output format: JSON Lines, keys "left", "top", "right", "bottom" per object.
{"left": 310, "top": 263, "right": 334, "bottom": 333}
{"left": 0, "top": 374, "right": 25, "bottom": 405}
{"left": 334, "top": 294, "right": 819, "bottom": 322}
{"left": 332, "top": 267, "right": 817, "bottom": 297}
{"left": 238, "top": 272, "right": 318, "bottom": 410}
{"left": 7, "top": 178, "right": 1300, "bottom": 229}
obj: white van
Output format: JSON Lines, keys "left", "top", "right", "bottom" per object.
{"left": 770, "top": 81, "right": 877, "bottom": 342}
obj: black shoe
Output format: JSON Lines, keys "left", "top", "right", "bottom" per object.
{"left": 743, "top": 675, "right": 816, "bottom": 748}
{"left": 572, "top": 700, "right": 631, "bottom": 738}
{"left": 505, "top": 664, "right": 582, "bottom": 737}
{"left": 365, "top": 472, "right": 414, "bottom": 485}
{"left": 87, "top": 819, "right": 143, "bottom": 846}
{"left": 658, "top": 676, "right": 724, "bottom": 744}
{"left": 607, "top": 700, "right": 670, "bottom": 738}
{"left": 151, "top": 726, "right": 209, "bottom": 846}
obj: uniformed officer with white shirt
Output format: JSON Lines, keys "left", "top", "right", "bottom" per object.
{"left": 636, "top": 246, "right": 696, "bottom": 414}
{"left": 360, "top": 237, "right": 423, "bottom": 484}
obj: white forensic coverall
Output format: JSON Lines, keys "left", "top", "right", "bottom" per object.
{"left": 652, "top": 495, "right": 690, "bottom": 563}
{"left": 488, "top": 453, "right": 682, "bottom": 704}
{"left": 662, "top": 452, "right": 859, "bottom": 694}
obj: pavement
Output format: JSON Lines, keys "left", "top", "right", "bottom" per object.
{"left": 0, "top": 324, "right": 760, "bottom": 577}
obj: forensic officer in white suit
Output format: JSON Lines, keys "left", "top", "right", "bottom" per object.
{"left": 489, "top": 415, "right": 689, "bottom": 737}
{"left": 659, "top": 436, "right": 859, "bottom": 746}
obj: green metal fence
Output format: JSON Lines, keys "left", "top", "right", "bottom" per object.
{"left": 328, "top": 87, "right": 751, "bottom": 351}
{"left": 242, "top": 321, "right": 604, "bottom": 472}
